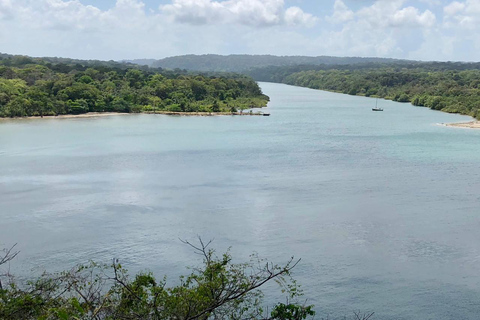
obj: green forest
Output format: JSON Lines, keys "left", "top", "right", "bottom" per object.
{"left": 247, "top": 63, "right": 480, "bottom": 120}
{"left": 3, "top": 52, "right": 480, "bottom": 120}
{"left": 130, "top": 54, "right": 406, "bottom": 73}
{"left": 128, "top": 54, "right": 480, "bottom": 120}
{"left": 0, "top": 54, "right": 269, "bottom": 118}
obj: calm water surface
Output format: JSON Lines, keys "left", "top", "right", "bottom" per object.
{"left": 1, "top": 83, "right": 480, "bottom": 319}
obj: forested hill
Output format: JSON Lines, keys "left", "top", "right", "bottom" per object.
{"left": 0, "top": 53, "right": 269, "bottom": 118}
{"left": 0, "top": 52, "right": 142, "bottom": 70}
{"left": 247, "top": 63, "right": 480, "bottom": 120}
{"left": 127, "top": 54, "right": 407, "bottom": 73}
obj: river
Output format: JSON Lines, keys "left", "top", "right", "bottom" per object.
{"left": 1, "top": 82, "right": 480, "bottom": 319}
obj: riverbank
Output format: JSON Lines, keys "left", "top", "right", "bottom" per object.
{"left": 143, "top": 111, "right": 267, "bottom": 116}
{"left": 0, "top": 111, "right": 268, "bottom": 120}
{"left": 443, "top": 120, "right": 480, "bottom": 129}
{"left": 0, "top": 112, "right": 131, "bottom": 120}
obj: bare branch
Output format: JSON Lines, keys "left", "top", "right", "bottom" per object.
{"left": 0, "top": 244, "right": 20, "bottom": 290}
{"left": 0, "top": 243, "right": 19, "bottom": 266}
{"left": 354, "top": 311, "right": 375, "bottom": 320}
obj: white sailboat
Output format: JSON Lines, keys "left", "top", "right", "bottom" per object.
{"left": 372, "top": 98, "right": 383, "bottom": 111}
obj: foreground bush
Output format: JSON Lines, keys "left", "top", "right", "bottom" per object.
{"left": 0, "top": 240, "right": 314, "bottom": 320}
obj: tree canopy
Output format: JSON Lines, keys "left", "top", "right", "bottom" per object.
{"left": 247, "top": 63, "right": 480, "bottom": 120}
{"left": 128, "top": 54, "right": 408, "bottom": 73}
{"left": 129, "top": 53, "right": 480, "bottom": 120}
{"left": 0, "top": 54, "right": 269, "bottom": 118}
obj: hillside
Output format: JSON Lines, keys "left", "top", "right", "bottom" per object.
{"left": 128, "top": 54, "right": 408, "bottom": 73}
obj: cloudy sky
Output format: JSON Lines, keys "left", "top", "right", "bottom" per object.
{"left": 0, "top": 0, "right": 478, "bottom": 61}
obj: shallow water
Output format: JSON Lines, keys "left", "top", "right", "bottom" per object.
{"left": 1, "top": 83, "right": 480, "bottom": 319}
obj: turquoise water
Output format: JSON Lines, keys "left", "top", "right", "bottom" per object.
{"left": 1, "top": 82, "right": 480, "bottom": 319}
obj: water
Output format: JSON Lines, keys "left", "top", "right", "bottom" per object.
{"left": 1, "top": 82, "right": 480, "bottom": 319}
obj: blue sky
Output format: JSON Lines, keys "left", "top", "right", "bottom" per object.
{"left": 0, "top": 0, "right": 478, "bottom": 61}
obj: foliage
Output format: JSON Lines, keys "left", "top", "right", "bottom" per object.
{"left": 0, "top": 240, "right": 315, "bottom": 320}
{"left": 124, "top": 53, "right": 480, "bottom": 120}
{"left": 270, "top": 303, "right": 315, "bottom": 320}
{"left": 128, "top": 54, "right": 408, "bottom": 73}
{"left": 247, "top": 63, "right": 480, "bottom": 120}
{"left": 0, "top": 54, "right": 269, "bottom": 118}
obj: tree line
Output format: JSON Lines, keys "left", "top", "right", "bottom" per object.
{"left": 129, "top": 54, "right": 409, "bottom": 73}
{"left": 0, "top": 54, "right": 269, "bottom": 118}
{"left": 247, "top": 63, "right": 480, "bottom": 119}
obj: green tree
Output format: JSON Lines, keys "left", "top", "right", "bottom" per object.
{"left": 25, "top": 87, "right": 49, "bottom": 116}
{"left": 125, "top": 69, "right": 145, "bottom": 89}
{"left": 211, "top": 100, "right": 220, "bottom": 112}
{"left": 0, "top": 240, "right": 315, "bottom": 320}
{"left": 4, "top": 96, "right": 30, "bottom": 117}
{"left": 111, "top": 97, "right": 130, "bottom": 112}
{"left": 149, "top": 96, "right": 162, "bottom": 114}
{"left": 67, "top": 99, "right": 89, "bottom": 114}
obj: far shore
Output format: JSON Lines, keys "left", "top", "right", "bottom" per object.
{"left": 0, "top": 110, "right": 268, "bottom": 120}
{"left": 441, "top": 120, "right": 480, "bottom": 129}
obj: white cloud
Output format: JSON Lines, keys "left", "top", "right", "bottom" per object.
{"left": 326, "top": 0, "right": 354, "bottom": 24}
{"left": 160, "top": 0, "right": 225, "bottom": 25}
{"left": 408, "top": 31, "right": 457, "bottom": 61}
{"left": 433, "top": 0, "right": 480, "bottom": 61}
{"left": 318, "top": 21, "right": 403, "bottom": 57}
{"left": 284, "top": 6, "right": 317, "bottom": 27}
{"left": 444, "top": 1, "right": 465, "bottom": 16}
{"left": 227, "top": 0, "right": 284, "bottom": 26}
{"left": 390, "top": 7, "right": 436, "bottom": 28}
{"left": 21, "top": 0, "right": 102, "bottom": 31}
{"left": 0, "top": 0, "right": 165, "bottom": 59}
{"left": 356, "top": 0, "right": 436, "bottom": 29}
{"left": 0, "top": 0, "right": 478, "bottom": 62}
{"left": 356, "top": 0, "right": 404, "bottom": 28}
{"left": 307, "top": 0, "right": 440, "bottom": 59}
{"left": 443, "top": 0, "right": 480, "bottom": 29}
{"left": 160, "top": 0, "right": 317, "bottom": 27}
{"left": 0, "top": 0, "right": 13, "bottom": 20}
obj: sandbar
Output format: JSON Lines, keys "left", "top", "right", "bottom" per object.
{"left": 443, "top": 121, "right": 480, "bottom": 129}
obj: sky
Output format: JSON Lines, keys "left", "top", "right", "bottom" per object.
{"left": 0, "top": 0, "right": 479, "bottom": 62}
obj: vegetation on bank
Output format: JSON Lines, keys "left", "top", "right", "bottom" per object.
{"left": 247, "top": 63, "right": 480, "bottom": 120}
{"left": 0, "top": 54, "right": 269, "bottom": 118}
{"left": 0, "top": 241, "right": 316, "bottom": 320}
{"left": 129, "top": 53, "right": 480, "bottom": 120}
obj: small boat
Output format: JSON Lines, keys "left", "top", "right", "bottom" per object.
{"left": 262, "top": 113, "right": 270, "bottom": 116}
{"left": 372, "top": 98, "right": 383, "bottom": 111}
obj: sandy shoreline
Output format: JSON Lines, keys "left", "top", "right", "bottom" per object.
{"left": 441, "top": 121, "right": 480, "bottom": 129}
{"left": 143, "top": 111, "right": 266, "bottom": 116}
{"left": 0, "top": 112, "right": 131, "bottom": 120}
{"left": 0, "top": 111, "right": 267, "bottom": 120}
